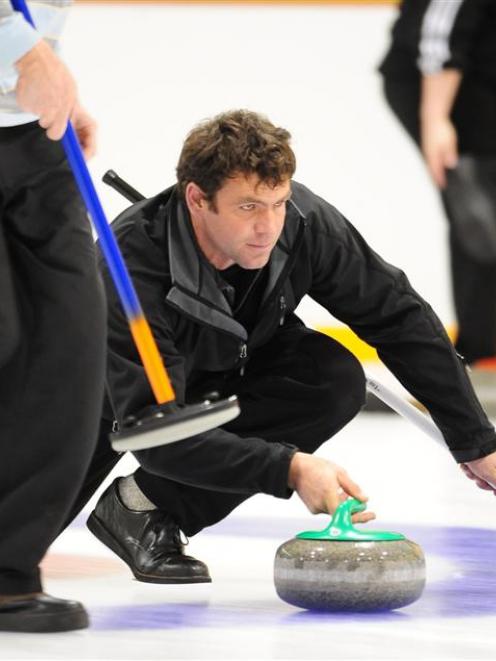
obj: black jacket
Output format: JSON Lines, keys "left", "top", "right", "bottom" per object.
{"left": 380, "top": 0, "right": 496, "bottom": 86}
{"left": 100, "top": 181, "right": 496, "bottom": 494}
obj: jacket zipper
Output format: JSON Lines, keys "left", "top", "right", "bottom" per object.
{"left": 239, "top": 343, "right": 248, "bottom": 375}
{"left": 250, "top": 217, "right": 306, "bottom": 344}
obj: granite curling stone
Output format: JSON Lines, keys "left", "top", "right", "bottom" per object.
{"left": 274, "top": 499, "right": 425, "bottom": 612}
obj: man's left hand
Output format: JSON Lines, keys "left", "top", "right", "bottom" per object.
{"left": 461, "top": 451, "right": 496, "bottom": 493}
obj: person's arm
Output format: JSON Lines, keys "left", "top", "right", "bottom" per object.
{"left": 417, "top": 0, "right": 487, "bottom": 187}
{"left": 420, "top": 69, "right": 461, "bottom": 188}
{"left": 0, "top": 8, "right": 78, "bottom": 141}
{"left": 15, "top": 39, "right": 77, "bottom": 140}
{"left": 1, "top": 8, "right": 95, "bottom": 154}
{"left": 304, "top": 191, "right": 496, "bottom": 488}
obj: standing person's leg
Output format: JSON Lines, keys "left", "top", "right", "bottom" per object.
{"left": 86, "top": 319, "right": 365, "bottom": 582}
{"left": 0, "top": 124, "right": 106, "bottom": 632}
{"left": 61, "top": 416, "right": 121, "bottom": 529}
{"left": 446, "top": 80, "right": 496, "bottom": 362}
{"left": 446, "top": 230, "right": 496, "bottom": 363}
{"left": 0, "top": 220, "right": 19, "bottom": 368}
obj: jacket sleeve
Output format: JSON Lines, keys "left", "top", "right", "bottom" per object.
{"left": 100, "top": 223, "right": 297, "bottom": 499}
{"left": 307, "top": 197, "right": 496, "bottom": 463}
{"left": 417, "top": 0, "right": 488, "bottom": 74}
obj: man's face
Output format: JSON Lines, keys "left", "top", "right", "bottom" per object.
{"left": 188, "top": 173, "right": 291, "bottom": 270}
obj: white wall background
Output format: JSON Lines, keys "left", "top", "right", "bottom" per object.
{"left": 63, "top": 2, "right": 453, "bottom": 326}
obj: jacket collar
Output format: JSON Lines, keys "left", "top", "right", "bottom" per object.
{"left": 165, "top": 187, "right": 305, "bottom": 339}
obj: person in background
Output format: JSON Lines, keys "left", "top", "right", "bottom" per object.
{"left": 379, "top": 0, "right": 496, "bottom": 370}
{"left": 0, "top": 0, "right": 106, "bottom": 633}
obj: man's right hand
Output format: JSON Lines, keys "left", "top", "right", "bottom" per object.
{"left": 288, "top": 451, "right": 375, "bottom": 523}
{"left": 460, "top": 451, "right": 496, "bottom": 493}
{"left": 15, "top": 40, "right": 77, "bottom": 141}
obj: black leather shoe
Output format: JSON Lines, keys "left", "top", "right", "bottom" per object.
{"left": 87, "top": 479, "right": 211, "bottom": 584}
{"left": 0, "top": 594, "right": 88, "bottom": 633}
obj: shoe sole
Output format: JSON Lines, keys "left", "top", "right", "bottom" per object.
{"left": 87, "top": 513, "right": 212, "bottom": 584}
{"left": 0, "top": 607, "right": 88, "bottom": 633}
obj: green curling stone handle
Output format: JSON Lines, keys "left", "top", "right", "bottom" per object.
{"left": 297, "top": 498, "right": 405, "bottom": 542}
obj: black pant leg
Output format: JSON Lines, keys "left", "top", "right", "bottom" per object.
{"left": 135, "top": 323, "right": 365, "bottom": 536}
{"left": 0, "top": 223, "right": 20, "bottom": 368}
{"left": 61, "top": 417, "right": 120, "bottom": 530}
{"left": 224, "top": 324, "right": 366, "bottom": 450}
{"left": 0, "top": 125, "right": 106, "bottom": 594}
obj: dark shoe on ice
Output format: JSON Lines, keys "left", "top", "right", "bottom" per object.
{"left": 0, "top": 594, "right": 88, "bottom": 633}
{"left": 87, "top": 479, "right": 211, "bottom": 584}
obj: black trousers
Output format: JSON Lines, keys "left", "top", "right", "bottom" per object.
{"left": 382, "top": 76, "right": 496, "bottom": 363}
{"left": 68, "top": 323, "right": 366, "bottom": 536}
{"left": 0, "top": 123, "right": 106, "bottom": 594}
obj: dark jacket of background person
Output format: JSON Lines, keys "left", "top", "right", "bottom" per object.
{"left": 379, "top": 0, "right": 496, "bottom": 155}
{"left": 380, "top": 0, "right": 496, "bottom": 88}
{"left": 99, "top": 181, "right": 496, "bottom": 495}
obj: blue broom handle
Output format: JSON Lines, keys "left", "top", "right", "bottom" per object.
{"left": 62, "top": 123, "right": 142, "bottom": 318}
{"left": 10, "top": 0, "right": 142, "bottom": 320}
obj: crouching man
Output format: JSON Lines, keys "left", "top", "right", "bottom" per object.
{"left": 71, "top": 110, "right": 496, "bottom": 584}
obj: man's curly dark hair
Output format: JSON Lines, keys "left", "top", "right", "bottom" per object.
{"left": 176, "top": 109, "right": 296, "bottom": 207}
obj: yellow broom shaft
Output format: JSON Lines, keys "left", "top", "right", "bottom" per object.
{"left": 129, "top": 317, "right": 175, "bottom": 404}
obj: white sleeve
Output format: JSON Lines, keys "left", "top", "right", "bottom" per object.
{"left": 418, "top": 0, "right": 465, "bottom": 74}
{"left": 0, "top": 12, "right": 41, "bottom": 69}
